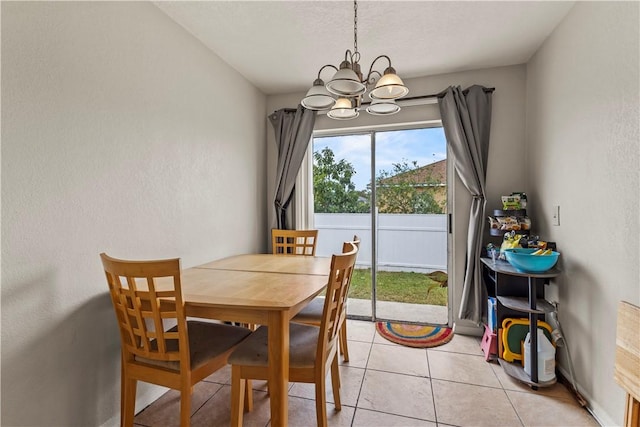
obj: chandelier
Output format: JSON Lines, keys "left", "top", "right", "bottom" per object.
{"left": 301, "top": 0, "right": 409, "bottom": 120}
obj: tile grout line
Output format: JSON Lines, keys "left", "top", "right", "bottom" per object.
{"left": 189, "top": 383, "right": 226, "bottom": 424}
{"left": 503, "top": 388, "right": 526, "bottom": 427}
{"left": 349, "top": 336, "right": 374, "bottom": 426}
{"left": 134, "top": 321, "right": 596, "bottom": 426}
{"left": 426, "top": 348, "right": 440, "bottom": 426}
{"left": 486, "top": 353, "right": 526, "bottom": 427}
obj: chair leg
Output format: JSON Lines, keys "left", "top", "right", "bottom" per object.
{"left": 315, "top": 373, "right": 328, "bottom": 427}
{"left": 120, "top": 357, "right": 125, "bottom": 427}
{"left": 340, "top": 322, "right": 349, "bottom": 362}
{"left": 122, "top": 377, "right": 137, "bottom": 427}
{"left": 331, "top": 354, "right": 342, "bottom": 410}
{"left": 244, "top": 379, "right": 253, "bottom": 412}
{"left": 230, "top": 366, "right": 245, "bottom": 427}
{"left": 179, "top": 385, "right": 191, "bottom": 427}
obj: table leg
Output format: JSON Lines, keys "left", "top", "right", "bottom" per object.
{"left": 624, "top": 393, "right": 640, "bottom": 427}
{"left": 268, "top": 310, "right": 290, "bottom": 427}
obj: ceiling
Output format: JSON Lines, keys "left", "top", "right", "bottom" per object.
{"left": 154, "top": 1, "right": 575, "bottom": 96}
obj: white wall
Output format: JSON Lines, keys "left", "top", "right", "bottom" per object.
{"left": 1, "top": 2, "right": 267, "bottom": 425}
{"left": 525, "top": 2, "right": 639, "bottom": 425}
{"left": 267, "top": 65, "right": 527, "bottom": 334}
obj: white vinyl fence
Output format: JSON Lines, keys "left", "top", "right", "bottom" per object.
{"left": 314, "top": 213, "right": 448, "bottom": 273}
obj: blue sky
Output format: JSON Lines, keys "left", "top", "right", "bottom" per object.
{"left": 313, "top": 127, "right": 447, "bottom": 190}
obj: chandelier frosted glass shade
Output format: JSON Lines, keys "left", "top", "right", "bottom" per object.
{"left": 327, "top": 97, "right": 359, "bottom": 120}
{"left": 326, "top": 67, "right": 367, "bottom": 97}
{"left": 301, "top": 79, "right": 336, "bottom": 110}
{"left": 366, "top": 98, "right": 400, "bottom": 115}
{"left": 369, "top": 68, "right": 409, "bottom": 100}
{"left": 300, "top": 1, "right": 408, "bottom": 120}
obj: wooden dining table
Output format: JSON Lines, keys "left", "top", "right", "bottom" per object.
{"left": 179, "top": 254, "right": 332, "bottom": 427}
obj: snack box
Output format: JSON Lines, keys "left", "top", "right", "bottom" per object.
{"left": 501, "top": 195, "right": 521, "bottom": 210}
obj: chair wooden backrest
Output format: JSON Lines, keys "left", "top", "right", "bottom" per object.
{"left": 317, "top": 242, "right": 358, "bottom": 362}
{"left": 615, "top": 301, "right": 640, "bottom": 426}
{"left": 339, "top": 235, "right": 360, "bottom": 296}
{"left": 345, "top": 235, "right": 361, "bottom": 251}
{"left": 101, "top": 253, "right": 189, "bottom": 367}
{"left": 271, "top": 229, "right": 318, "bottom": 256}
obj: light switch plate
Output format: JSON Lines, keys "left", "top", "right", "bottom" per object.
{"left": 552, "top": 205, "right": 560, "bottom": 226}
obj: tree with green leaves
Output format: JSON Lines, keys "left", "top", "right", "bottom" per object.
{"left": 313, "top": 147, "right": 369, "bottom": 213}
{"left": 313, "top": 149, "right": 444, "bottom": 214}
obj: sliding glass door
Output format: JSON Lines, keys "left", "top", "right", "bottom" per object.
{"left": 313, "top": 133, "right": 373, "bottom": 319}
{"left": 373, "top": 128, "right": 448, "bottom": 323}
{"left": 312, "top": 126, "right": 448, "bottom": 324}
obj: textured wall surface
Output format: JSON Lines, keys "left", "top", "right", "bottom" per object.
{"left": 1, "top": 2, "right": 266, "bottom": 425}
{"left": 526, "top": 2, "right": 639, "bottom": 425}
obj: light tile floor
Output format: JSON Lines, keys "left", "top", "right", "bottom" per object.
{"left": 134, "top": 320, "right": 599, "bottom": 427}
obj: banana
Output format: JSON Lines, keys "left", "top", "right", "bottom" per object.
{"left": 542, "top": 249, "right": 553, "bottom": 255}
{"left": 532, "top": 249, "right": 544, "bottom": 255}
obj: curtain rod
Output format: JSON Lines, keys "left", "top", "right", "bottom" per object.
{"left": 272, "top": 87, "right": 496, "bottom": 114}
{"left": 361, "top": 86, "right": 496, "bottom": 106}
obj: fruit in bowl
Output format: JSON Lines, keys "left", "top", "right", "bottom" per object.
{"left": 503, "top": 248, "right": 560, "bottom": 273}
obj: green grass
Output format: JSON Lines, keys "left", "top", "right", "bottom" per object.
{"left": 348, "top": 269, "right": 448, "bottom": 306}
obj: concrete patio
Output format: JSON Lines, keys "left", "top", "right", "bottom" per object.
{"left": 346, "top": 298, "right": 449, "bottom": 325}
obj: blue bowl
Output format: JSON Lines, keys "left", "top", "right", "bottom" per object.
{"left": 503, "top": 248, "right": 560, "bottom": 273}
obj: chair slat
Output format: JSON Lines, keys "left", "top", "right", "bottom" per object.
{"left": 291, "top": 235, "right": 361, "bottom": 364}
{"left": 271, "top": 229, "right": 318, "bottom": 256}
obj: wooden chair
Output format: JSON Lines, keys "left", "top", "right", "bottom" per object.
{"left": 615, "top": 301, "right": 640, "bottom": 427}
{"left": 100, "top": 253, "right": 251, "bottom": 427}
{"left": 292, "top": 236, "right": 361, "bottom": 362}
{"left": 228, "top": 243, "right": 359, "bottom": 427}
{"left": 244, "top": 229, "right": 320, "bottom": 330}
{"left": 271, "top": 229, "right": 318, "bottom": 256}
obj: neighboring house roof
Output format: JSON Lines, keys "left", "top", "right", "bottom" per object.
{"left": 381, "top": 159, "right": 447, "bottom": 186}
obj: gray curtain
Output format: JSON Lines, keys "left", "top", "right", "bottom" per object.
{"left": 269, "top": 105, "right": 316, "bottom": 230}
{"left": 438, "top": 85, "right": 493, "bottom": 324}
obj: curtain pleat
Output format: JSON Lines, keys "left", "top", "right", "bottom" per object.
{"left": 438, "top": 85, "right": 493, "bottom": 324}
{"left": 269, "top": 106, "right": 316, "bottom": 230}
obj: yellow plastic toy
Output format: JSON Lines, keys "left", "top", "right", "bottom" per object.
{"left": 501, "top": 318, "right": 554, "bottom": 363}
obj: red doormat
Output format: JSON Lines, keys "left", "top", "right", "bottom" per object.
{"left": 376, "top": 322, "right": 454, "bottom": 348}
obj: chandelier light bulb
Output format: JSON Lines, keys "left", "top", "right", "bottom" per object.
{"left": 369, "top": 68, "right": 409, "bottom": 100}
{"left": 327, "top": 97, "right": 359, "bottom": 120}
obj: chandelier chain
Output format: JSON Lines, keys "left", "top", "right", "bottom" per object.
{"left": 353, "top": 0, "right": 358, "bottom": 55}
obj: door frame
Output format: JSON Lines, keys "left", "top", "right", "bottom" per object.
{"left": 303, "top": 120, "right": 453, "bottom": 327}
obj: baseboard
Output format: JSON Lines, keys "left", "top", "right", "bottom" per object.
{"left": 99, "top": 415, "right": 119, "bottom": 427}
{"left": 556, "top": 366, "right": 618, "bottom": 427}
{"left": 99, "top": 385, "right": 168, "bottom": 427}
